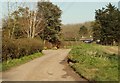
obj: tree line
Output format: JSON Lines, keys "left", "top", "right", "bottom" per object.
{"left": 3, "top": 1, "right": 62, "bottom": 46}
{"left": 2, "top": 1, "right": 62, "bottom": 61}
{"left": 92, "top": 3, "right": 120, "bottom": 45}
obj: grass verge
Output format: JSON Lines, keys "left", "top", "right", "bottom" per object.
{"left": 0, "top": 52, "right": 43, "bottom": 71}
{"left": 68, "top": 43, "right": 118, "bottom": 81}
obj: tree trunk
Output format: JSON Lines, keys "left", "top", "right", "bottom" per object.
{"left": 9, "top": 30, "right": 11, "bottom": 38}
{"left": 29, "top": 15, "right": 32, "bottom": 38}
{"left": 11, "top": 27, "right": 15, "bottom": 39}
{"left": 32, "top": 12, "right": 36, "bottom": 38}
{"left": 43, "top": 40, "right": 46, "bottom": 47}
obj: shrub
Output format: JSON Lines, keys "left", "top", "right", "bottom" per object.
{"left": 2, "top": 38, "right": 43, "bottom": 61}
{"left": 2, "top": 38, "right": 17, "bottom": 61}
{"left": 44, "top": 41, "right": 53, "bottom": 49}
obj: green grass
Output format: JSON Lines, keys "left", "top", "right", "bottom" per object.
{"left": 0, "top": 52, "right": 43, "bottom": 71}
{"left": 68, "top": 43, "right": 118, "bottom": 81}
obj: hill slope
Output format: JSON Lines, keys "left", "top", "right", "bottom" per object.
{"left": 61, "top": 21, "right": 94, "bottom": 40}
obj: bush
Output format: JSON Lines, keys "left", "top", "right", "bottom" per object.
{"left": 2, "top": 38, "right": 43, "bottom": 61}
{"left": 2, "top": 38, "right": 17, "bottom": 61}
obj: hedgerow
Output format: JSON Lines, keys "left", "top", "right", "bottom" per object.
{"left": 2, "top": 38, "right": 43, "bottom": 61}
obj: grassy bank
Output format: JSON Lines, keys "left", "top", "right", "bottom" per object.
{"left": 68, "top": 43, "right": 118, "bottom": 81}
{"left": 1, "top": 52, "right": 43, "bottom": 71}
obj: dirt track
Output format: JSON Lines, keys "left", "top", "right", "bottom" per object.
{"left": 2, "top": 49, "right": 86, "bottom": 81}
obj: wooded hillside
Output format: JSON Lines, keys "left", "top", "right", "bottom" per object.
{"left": 61, "top": 21, "right": 93, "bottom": 41}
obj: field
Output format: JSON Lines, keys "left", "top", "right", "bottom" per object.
{"left": 68, "top": 43, "right": 119, "bottom": 81}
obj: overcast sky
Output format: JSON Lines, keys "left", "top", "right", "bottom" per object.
{"left": 0, "top": 0, "right": 119, "bottom": 25}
